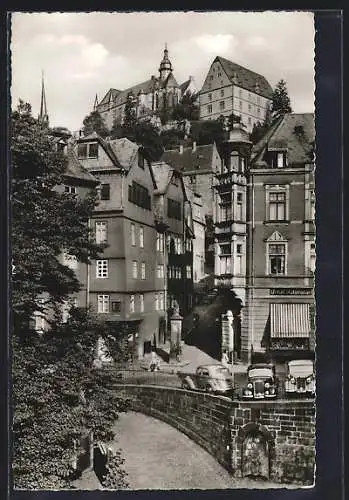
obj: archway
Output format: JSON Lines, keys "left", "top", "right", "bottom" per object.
{"left": 237, "top": 423, "right": 275, "bottom": 480}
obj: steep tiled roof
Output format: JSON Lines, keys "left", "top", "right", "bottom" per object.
{"left": 163, "top": 72, "right": 179, "bottom": 88}
{"left": 215, "top": 56, "right": 273, "bottom": 99}
{"left": 107, "top": 138, "right": 139, "bottom": 171}
{"left": 161, "top": 144, "right": 216, "bottom": 173}
{"left": 252, "top": 113, "right": 315, "bottom": 165}
{"left": 65, "top": 148, "right": 98, "bottom": 183}
{"left": 180, "top": 79, "right": 191, "bottom": 93}
{"left": 151, "top": 161, "right": 174, "bottom": 194}
{"left": 98, "top": 88, "right": 121, "bottom": 106}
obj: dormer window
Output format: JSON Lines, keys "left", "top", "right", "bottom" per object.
{"left": 77, "top": 142, "right": 98, "bottom": 159}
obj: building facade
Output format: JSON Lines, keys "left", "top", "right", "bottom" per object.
{"left": 242, "top": 113, "right": 315, "bottom": 362}
{"left": 95, "top": 46, "right": 197, "bottom": 130}
{"left": 161, "top": 142, "right": 221, "bottom": 275}
{"left": 213, "top": 114, "right": 315, "bottom": 362}
{"left": 199, "top": 56, "right": 273, "bottom": 133}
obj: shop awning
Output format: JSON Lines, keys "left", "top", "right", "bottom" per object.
{"left": 270, "top": 303, "right": 310, "bottom": 338}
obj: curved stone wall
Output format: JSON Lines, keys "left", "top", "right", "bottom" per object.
{"left": 112, "top": 384, "right": 315, "bottom": 485}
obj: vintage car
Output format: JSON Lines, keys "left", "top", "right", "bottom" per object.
{"left": 241, "top": 363, "right": 277, "bottom": 400}
{"left": 285, "top": 359, "right": 315, "bottom": 396}
{"left": 178, "top": 364, "right": 234, "bottom": 396}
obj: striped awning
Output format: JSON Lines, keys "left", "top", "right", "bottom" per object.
{"left": 270, "top": 303, "right": 310, "bottom": 338}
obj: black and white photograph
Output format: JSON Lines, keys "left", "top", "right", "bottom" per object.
{"left": 10, "top": 10, "right": 317, "bottom": 491}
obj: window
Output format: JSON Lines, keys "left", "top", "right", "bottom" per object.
{"left": 167, "top": 199, "right": 181, "bottom": 220}
{"left": 129, "top": 295, "right": 135, "bottom": 313}
{"left": 239, "top": 100, "right": 242, "bottom": 109}
{"left": 310, "top": 190, "right": 315, "bottom": 220}
{"left": 220, "top": 244, "right": 231, "bottom": 255}
{"left": 88, "top": 142, "right": 98, "bottom": 158}
{"left": 248, "top": 117, "right": 252, "bottom": 126}
{"left": 239, "top": 89, "right": 242, "bottom": 97}
{"left": 65, "top": 185, "right": 76, "bottom": 195}
{"left": 159, "top": 293, "right": 164, "bottom": 311}
{"left": 34, "top": 304, "right": 46, "bottom": 332}
{"left": 257, "top": 107, "right": 261, "bottom": 115}
{"left": 186, "top": 265, "right": 192, "bottom": 279}
{"left": 111, "top": 301, "right": 121, "bottom": 313}
{"left": 138, "top": 154, "right": 145, "bottom": 169}
{"left": 139, "top": 294, "right": 144, "bottom": 312}
{"left": 132, "top": 261, "right": 138, "bottom": 279}
{"left": 96, "top": 260, "right": 108, "bottom": 278}
{"left": 174, "top": 237, "right": 183, "bottom": 254}
{"left": 268, "top": 244, "right": 286, "bottom": 275}
{"left": 220, "top": 204, "right": 232, "bottom": 222}
{"left": 236, "top": 193, "right": 243, "bottom": 220}
{"left": 185, "top": 238, "right": 192, "bottom": 252}
{"left": 97, "top": 295, "right": 109, "bottom": 313}
{"left": 100, "top": 184, "right": 110, "bottom": 200}
{"left": 277, "top": 152, "right": 285, "bottom": 168}
{"left": 269, "top": 192, "right": 286, "bottom": 221}
{"left": 77, "top": 143, "right": 87, "bottom": 158}
{"left": 131, "top": 223, "right": 136, "bottom": 246}
{"left": 95, "top": 221, "right": 108, "bottom": 243}
{"left": 63, "top": 251, "right": 77, "bottom": 270}
{"left": 310, "top": 243, "right": 316, "bottom": 273}
{"left": 128, "top": 181, "right": 151, "bottom": 210}
{"left": 248, "top": 104, "right": 252, "bottom": 112}
{"left": 220, "top": 101, "right": 225, "bottom": 111}
{"left": 207, "top": 104, "right": 212, "bottom": 114}
{"left": 157, "top": 264, "right": 164, "bottom": 279}
{"left": 141, "top": 262, "right": 146, "bottom": 279}
{"left": 220, "top": 89, "right": 224, "bottom": 97}
{"left": 156, "top": 232, "right": 164, "bottom": 252}
{"left": 155, "top": 293, "right": 159, "bottom": 311}
{"left": 189, "top": 175, "right": 196, "bottom": 184}
{"left": 208, "top": 93, "right": 212, "bottom": 101}
{"left": 235, "top": 244, "right": 243, "bottom": 275}
{"left": 139, "top": 226, "right": 144, "bottom": 248}
{"left": 220, "top": 256, "right": 231, "bottom": 275}
{"left": 175, "top": 267, "right": 182, "bottom": 279}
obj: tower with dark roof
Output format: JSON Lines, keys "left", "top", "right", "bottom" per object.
{"left": 38, "top": 71, "right": 49, "bottom": 127}
{"left": 159, "top": 44, "right": 173, "bottom": 81}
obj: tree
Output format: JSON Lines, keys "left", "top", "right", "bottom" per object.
{"left": 191, "top": 118, "right": 227, "bottom": 146}
{"left": 272, "top": 79, "right": 292, "bottom": 116}
{"left": 12, "top": 100, "right": 103, "bottom": 329}
{"left": 123, "top": 94, "right": 137, "bottom": 130}
{"left": 13, "top": 308, "right": 130, "bottom": 489}
{"left": 171, "top": 94, "right": 199, "bottom": 122}
{"left": 12, "top": 101, "right": 129, "bottom": 489}
{"left": 82, "top": 110, "right": 110, "bottom": 138}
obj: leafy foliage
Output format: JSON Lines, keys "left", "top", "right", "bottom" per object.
{"left": 13, "top": 309, "right": 130, "bottom": 489}
{"left": 171, "top": 94, "right": 199, "bottom": 122}
{"left": 100, "top": 450, "right": 130, "bottom": 489}
{"left": 122, "top": 94, "right": 137, "bottom": 130}
{"left": 110, "top": 118, "right": 163, "bottom": 161}
{"left": 11, "top": 100, "right": 103, "bottom": 329}
{"left": 272, "top": 79, "right": 292, "bottom": 117}
{"left": 191, "top": 118, "right": 227, "bottom": 146}
{"left": 82, "top": 110, "right": 110, "bottom": 138}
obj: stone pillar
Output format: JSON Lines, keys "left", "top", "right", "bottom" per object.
{"left": 169, "top": 309, "right": 183, "bottom": 360}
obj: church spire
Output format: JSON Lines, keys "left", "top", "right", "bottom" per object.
{"left": 159, "top": 43, "right": 173, "bottom": 81}
{"left": 38, "top": 71, "right": 49, "bottom": 126}
{"left": 93, "top": 93, "right": 99, "bottom": 112}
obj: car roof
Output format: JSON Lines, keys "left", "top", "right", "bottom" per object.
{"left": 197, "top": 364, "right": 225, "bottom": 369}
{"left": 248, "top": 363, "right": 274, "bottom": 370}
{"left": 288, "top": 359, "right": 313, "bottom": 366}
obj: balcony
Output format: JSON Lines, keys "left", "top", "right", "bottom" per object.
{"left": 214, "top": 171, "right": 246, "bottom": 187}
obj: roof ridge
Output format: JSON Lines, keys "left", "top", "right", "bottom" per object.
{"left": 217, "top": 55, "right": 268, "bottom": 80}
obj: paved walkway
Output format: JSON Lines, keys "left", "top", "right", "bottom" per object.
{"left": 112, "top": 411, "right": 236, "bottom": 489}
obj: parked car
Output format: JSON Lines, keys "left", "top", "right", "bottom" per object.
{"left": 241, "top": 363, "right": 277, "bottom": 400}
{"left": 285, "top": 359, "right": 315, "bottom": 397}
{"left": 178, "top": 364, "right": 234, "bottom": 396}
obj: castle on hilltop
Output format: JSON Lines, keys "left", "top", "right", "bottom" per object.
{"left": 95, "top": 45, "right": 198, "bottom": 130}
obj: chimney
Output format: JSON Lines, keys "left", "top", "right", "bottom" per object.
{"left": 179, "top": 144, "right": 184, "bottom": 154}
{"left": 192, "top": 141, "right": 197, "bottom": 152}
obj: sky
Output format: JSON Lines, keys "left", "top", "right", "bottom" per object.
{"left": 11, "top": 11, "right": 315, "bottom": 132}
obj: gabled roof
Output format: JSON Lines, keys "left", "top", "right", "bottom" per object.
{"left": 151, "top": 161, "right": 174, "bottom": 194}
{"left": 162, "top": 72, "right": 179, "bottom": 88}
{"left": 214, "top": 56, "right": 273, "bottom": 99}
{"left": 98, "top": 88, "right": 121, "bottom": 106}
{"left": 107, "top": 137, "right": 139, "bottom": 171}
{"left": 180, "top": 79, "right": 191, "bottom": 93}
{"left": 161, "top": 144, "right": 217, "bottom": 173}
{"left": 252, "top": 113, "right": 315, "bottom": 166}
{"left": 65, "top": 148, "right": 98, "bottom": 183}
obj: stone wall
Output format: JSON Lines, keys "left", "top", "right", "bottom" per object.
{"left": 112, "top": 384, "right": 315, "bottom": 485}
